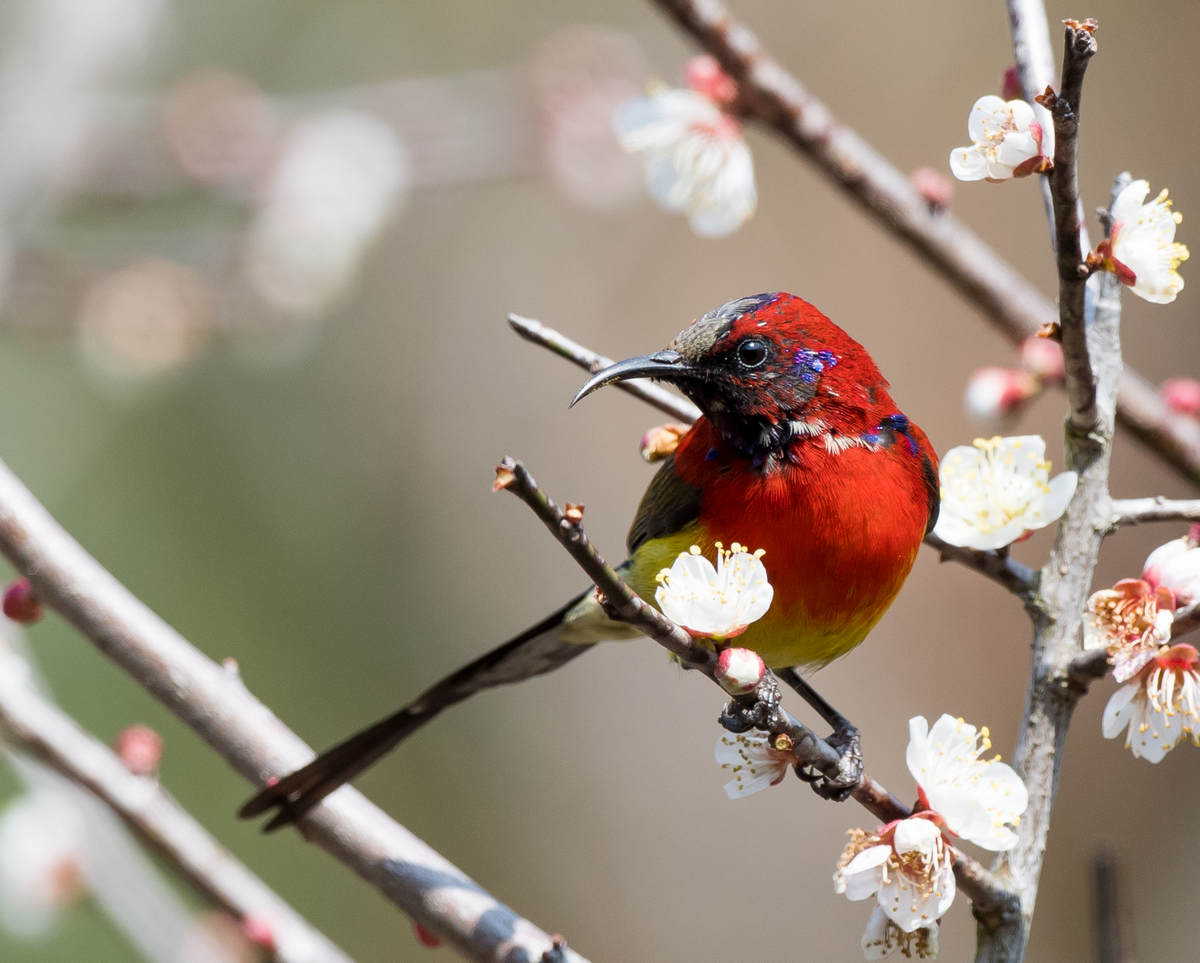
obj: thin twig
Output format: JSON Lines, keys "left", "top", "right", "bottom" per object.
{"left": 508, "top": 314, "right": 700, "bottom": 423}
{"left": 1005, "top": 0, "right": 1059, "bottom": 248}
{"left": 494, "top": 455, "right": 1014, "bottom": 915}
{"left": 924, "top": 534, "right": 1040, "bottom": 600}
{"left": 1108, "top": 496, "right": 1200, "bottom": 529}
{"left": 0, "top": 455, "right": 588, "bottom": 963}
{"left": 0, "top": 665, "right": 351, "bottom": 963}
{"left": 648, "top": 0, "right": 1200, "bottom": 485}
{"left": 1039, "top": 20, "right": 1100, "bottom": 437}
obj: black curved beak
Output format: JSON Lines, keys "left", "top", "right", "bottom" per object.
{"left": 570, "top": 349, "right": 693, "bottom": 407}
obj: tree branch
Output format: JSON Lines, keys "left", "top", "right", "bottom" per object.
{"left": 1039, "top": 20, "right": 1100, "bottom": 437}
{"left": 983, "top": 181, "right": 1126, "bottom": 963}
{"left": 924, "top": 535, "right": 1041, "bottom": 601}
{"left": 1107, "top": 497, "right": 1200, "bottom": 529}
{"left": 493, "top": 455, "right": 1015, "bottom": 917}
{"left": 648, "top": 0, "right": 1200, "bottom": 485}
{"left": 508, "top": 314, "right": 700, "bottom": 423}
{"left": 0, "top": 455, "right": 588, "bottom": 963}
{"left": 0, "top": 659, "right": 351, "bottom": 963}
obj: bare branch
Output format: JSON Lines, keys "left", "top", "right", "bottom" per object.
{"left": 1039, "top": 20, "right": 1100, "bottom": 436}
{"left": 0, "top": 455, "right": 589, "bottom": 963}
{"left": 1108, "top": 497, "right": 1200, "bottom": 529}
{"left": 1005, "top": 0, "right": 1060, "bottom": 246}
{"left": 924, "top": 534, "right": 1040, "bottom": 600}
{"left": 985, "top": 180, "right": 1126, "bottom": 962}
{"left": 0, "top": 664, "right": 351, "bottom": 963}
{"left": 648, "top": 0, "right": 1200, "bottom": 485}
{"left": 508, "top": 314, "right": 700, "bottom": 423}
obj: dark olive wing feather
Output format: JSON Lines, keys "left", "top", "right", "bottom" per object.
{"left": 626, "top": 454, "right": 704, "bottom": 554}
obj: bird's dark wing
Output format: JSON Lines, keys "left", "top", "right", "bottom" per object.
{"left": 626, "top": 454, "right": 704, "bottom": 554}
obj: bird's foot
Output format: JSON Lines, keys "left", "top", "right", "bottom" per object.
{"left": 718, "top": 674, "right": 783, "bottom": 733}
{"left": 797, "top": 722, "right": 862, "bottom": 802}
{"left": 541, "top": 936, "right": 569, "bottom": 963}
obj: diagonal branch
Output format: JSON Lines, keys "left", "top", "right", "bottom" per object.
{"left": 924, "top": 535, "right": 1041, "bottom": 601}
{"left": 0, "top": 662, "right": 352, "bottom": 963}
{"left": 494, "top": 455, "right": 1016, "bottom": 917}
{"left": 648, "top": 0, "right": 1200, "bottom": 485}
{"left": 0, "top": 455, "right": 589, "bottom": 963}
{"left": 509, "top": 314, "right": 700, "bottom": 423}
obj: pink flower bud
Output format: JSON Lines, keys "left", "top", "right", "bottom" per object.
{"left": 715, "top": 647, "right": 765, "bottom": 695}
{"left": 413, "top": 922, "right": 442, "bottom": 948}
{"left": 1143, "top": 537, "right": 1200, "bottom": 606}
{"left": 909, "top": 166, "right": 953, "bottom": 212}
{"left": 963, "top": 367, "right": 1038, "bottom": 422}
{"left": 1160, "top": 377, "right": 1200, "bottom": 417}
{"left": 3, "top": 578, "right": 42, "bottom": 624}
{"left": 1019, "top": 335, "right": 1064, "bottom": 382}
{"left": 242, "top": 915, "right": 276, "bottom": 952}
{"left": 684, "top": 55, "right": 738, "bottom": 107}
{"left": 639, "top": 423, "right": 689, "bottom": 462}
{"left": 115, "top": 724, "right": 163, "bottom": 776}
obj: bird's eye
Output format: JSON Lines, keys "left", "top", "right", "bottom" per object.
{"left": 736, "top": 338, "right": 768, "bottom": 369}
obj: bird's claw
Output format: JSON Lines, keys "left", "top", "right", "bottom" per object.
{"left": 718, "top": 675, "right": 783, "bottom": 733}
{"left": 797, "top": 722, "right": 862, "bottom": 801}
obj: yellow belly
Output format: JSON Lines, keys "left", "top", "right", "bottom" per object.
{"left": 554, "top": 521, "right": 892, "bottom": 668}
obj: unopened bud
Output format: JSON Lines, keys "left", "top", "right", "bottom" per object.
{"left": 1019, "top": 335, "right": 1064, "bottom": 382}
{"left": 684, "top": 54, "right": 738, "bottom": 107}
{"left": 116, "top": 724, "right": 163, "bottom": 776}
{"left": 242, "top": 915, "right": 276, "bottom": 952}
{"left": 909, "top": 166, "right": 953, "bottom": 213}
{"left": 1160, "top": 377, "right": 1200, "bottom": 417}
{"left": 772, "top": 732, "right": 794, "bottom": 753}
{"left": 715, "top": 647, "right": 765, "bottom": 695}
{"left": 1143, "top": 537, "right": 1200, "bottom": 606}
{"left": 492, "top": 463, "right": 516, "bottom": 492}
{"left": 3, "top": 578, "right": 42, "bottom": 624}
{"left": 964, "top": 367, "right": 1038, "bottom": 422}
{"left": 564, "top": 503, "right": 585, "bottom": 523}
{"left": 413, "top": 922, "right": 442, "bottom": 948}
{"left": 640, "top": 423, "right": 689, "bottom": 462}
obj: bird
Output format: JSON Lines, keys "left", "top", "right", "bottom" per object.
{"left": 240, "top": 291, "right": 939, "bottom": 830}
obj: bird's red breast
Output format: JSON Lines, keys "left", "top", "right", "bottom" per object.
{"left": 623, "top": 293, "right": 938, "bottom": 667}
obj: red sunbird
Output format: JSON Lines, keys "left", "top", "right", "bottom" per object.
{"left": 241, "top": 291, "right": 939, "bottom": 830}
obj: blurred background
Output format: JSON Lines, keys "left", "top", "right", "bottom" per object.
{"left": 0, "top": 0, "right": 1195, "bottom": 960}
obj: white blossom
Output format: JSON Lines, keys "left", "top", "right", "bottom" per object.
{"left": 1084, "top": 578, "right": 1175, "bottom": 683}
{"left": 905, "top": 715, "right": 1028, "bottom": 851}
{"left": 655, "top": 543, "right": 773, "bottom": 639}
{"left": 949, "top": 95, "right": 1046, "bottom": 182}
{"left": 861, "top": 905, "right": 939, "bottom": 960}
{"left": 1143, "top": 535, "right": 1200, "bottom": 606}
{"left": 244, "top": 109, "right": 409, "bottom": 318}
{"left": 1100, "top": 179, "right": 1189, "bottom": 304}
{"left": 0, "top": 790, "right": 89, "bottom": 939}
{"left": 834, "top": 818, "right": 956, "bottom": 934}
{"left": 714, "top": 728, "right": 794, "bottom": 799}
{"left": 932, "top": 435, "right": 1077, "bottom": 550}
{"left": 615, "top": 87, "right": 755, "bottom": 237}
{"left": 1103, "top": 644, "right": 1200, "bottom": 762}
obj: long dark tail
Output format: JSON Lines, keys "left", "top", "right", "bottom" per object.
{"left": 239, "top": 592, "right": 594, "bottom": 831}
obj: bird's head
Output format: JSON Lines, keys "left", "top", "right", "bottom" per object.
{"left": 573, "top": 292, "right": 895, "bottom": 460}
